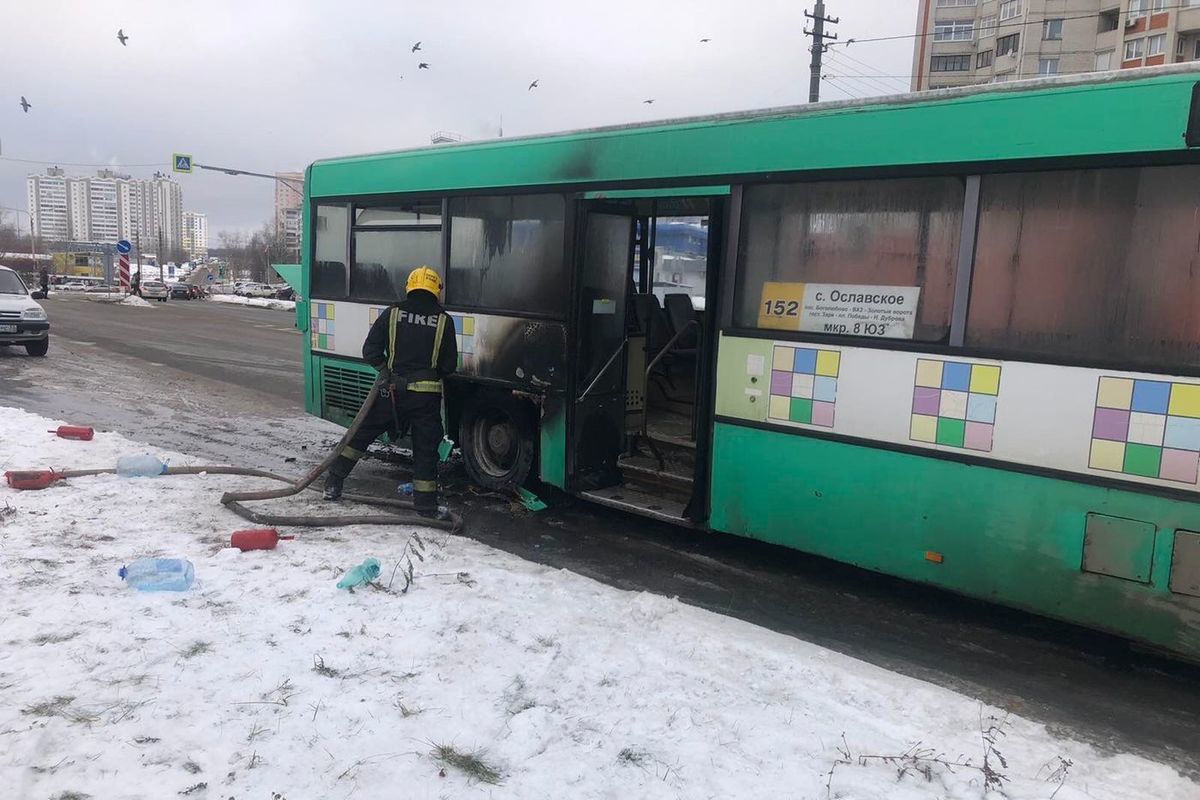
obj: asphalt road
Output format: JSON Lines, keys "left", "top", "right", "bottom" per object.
{"left": 3, "top": 294, "right": 1199, "bottom": 780}
{"left": 39, "top": 293, "right": 305, "bottom": 404}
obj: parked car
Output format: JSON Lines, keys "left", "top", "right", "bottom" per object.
{"left": 239, "top": 283, "right": 275, "bottom": 298}
{"left": 0, "top": 265, "right": 50, "bottom": 356}
{"left": 58, "top": 281, "right": 88, "bottom": 292}
{"left": 275, "top": 285, "right": 295, "bottom": 301}
{"left": 168, "top": 283, "right": 193, "bottom": 300}
{"left": 141, "top": 281, "right": 170, "bottom": 302}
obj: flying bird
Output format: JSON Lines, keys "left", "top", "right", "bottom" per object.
{"left": 20, "top": 96, "right": 30, "bottom": 113}
{"left": 700, "top": 37, "right": 711, "bottom": 43}
{"left": 418, "top": 62, "right": 430, "bottom": 69}
{"left": 117, "top": 29, "right": 128, "bottom": 46}
{"left": 411, "top": 41, "right": 422, "bottom": 52}
{"left": 642, "top": 99, "right": 655, "bottom": 104}
{"left": 528, "top": 80, "right": 539, "bottom": 90}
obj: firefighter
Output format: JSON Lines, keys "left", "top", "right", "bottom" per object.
{"left": 322, "top": 266, "right": 457, "bottom": 519}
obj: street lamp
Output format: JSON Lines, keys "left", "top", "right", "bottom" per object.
{"left": 0, "top": 205, "right": 37, "bottom": 269}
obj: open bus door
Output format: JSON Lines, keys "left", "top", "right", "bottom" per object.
{"left": 568, "top": 194, "right": 725, "bottom": 525}
{"left": 570, "top": 207, "right": 634, "bottom": 491}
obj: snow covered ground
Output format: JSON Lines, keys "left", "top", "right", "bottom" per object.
{"left": 0, "top": 405, "right": 1196, "bottom": 800}
{"left": 210, "top": 293, "right": 296, "bottom": 312}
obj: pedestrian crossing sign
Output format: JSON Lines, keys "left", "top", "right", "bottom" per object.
{"left": 172, "top": 153, "right": 193, "bottom": 173}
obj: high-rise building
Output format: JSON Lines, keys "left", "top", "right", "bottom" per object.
{"left": 181, "top": 212, "right": 208, "bottom": 260}
{"left": 153, "top": 173, "right": 183, "bottom": 254}
{"left": 274, "top": 172, "right": 304, "bottom": 256}
{"left": 25, "top": 168, "right": 184, "bottom": 250}
{"left": 25, "top": 168, "right": 70, "bottom": 241}
{"left": 911, "top": 1, "right": 1200, "bottom": 91}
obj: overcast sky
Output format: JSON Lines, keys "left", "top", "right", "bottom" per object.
{"left": 1, "top": 0, "right": 917, "bottom": 238}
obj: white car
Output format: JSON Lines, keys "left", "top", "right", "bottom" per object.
{"left": 0, "top": 265, "right": 50, "bottom": 356}
{"left": 140, "top": 280, "right": 170, "bottom": 301}
{"left": 239, "top": 283, "right": 275, "bottom": 298}
{"left": 58, "top": 281, "right": 88, "bottom": 292}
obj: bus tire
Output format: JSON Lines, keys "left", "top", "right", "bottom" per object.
{"left": 460, "top": 393, "right": 536, "bottom": 491}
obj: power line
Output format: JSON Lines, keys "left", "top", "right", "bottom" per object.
{"left": 828, "top": 47, "right": 912, "bottom": 91}
{"left": 819, "top": 78, "right": 863, "bottom": 100}
{"left": 823, "top": 49, "right": 908, "bottom": 93}
{"left": 0, "top": 156, "right": 169, "bottom": 168}
{"left": 823, "top": 50, "right": 909, "bottom": 94}
{"left": 831, "top": 3, "right": 1195, "bottom": 48}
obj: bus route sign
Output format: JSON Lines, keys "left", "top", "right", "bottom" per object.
{"left": 759, "top": 282, "right": 920, "bottom": 339}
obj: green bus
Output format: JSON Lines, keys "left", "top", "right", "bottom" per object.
{"left": 290, "top": 66, "right": 1200, "bottom": 660}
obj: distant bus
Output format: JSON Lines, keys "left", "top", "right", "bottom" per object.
{"left": 298, "top": 66, "right": 1200, "bottom": 661}
{"left": 50, "top": 275, "right": 105, "bottom": 287}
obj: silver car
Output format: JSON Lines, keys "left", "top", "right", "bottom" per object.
{"left": 141, "top": 280, "right": 170, "bottom": 302}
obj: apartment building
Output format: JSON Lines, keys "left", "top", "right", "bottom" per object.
{"left": 153, "top": 173, "right": 184, "bottom": 253}
{"left": 273, "top": 171, "right": 304, "bottom": 256}
{"left": 911, "top": 1, "right": 1200, "bottom": 91}
{"left": 181, "top": 211, "right": 208, "bottom": 260}
{"left": 26, "top": 168, "right": 185, "bottom": 250}
{"left": 25, "top": 168, "right": 69, "bottom": 241}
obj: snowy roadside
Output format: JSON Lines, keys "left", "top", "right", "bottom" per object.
{"left": 0, "top": 405, "right": 1195, "bottom": 800}
{"left": 81, "top": 293, "right": 154, "bottom": 307}
{"left": 210, "top": 293, "right": 296, "bottom": 312}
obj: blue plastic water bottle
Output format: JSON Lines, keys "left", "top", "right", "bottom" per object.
{"left": 119, "top": 558, "right": 195, "bottom": 591}
{"left": 337, "top": 558, "right": 381, "bottom": 590}
{"left": 116, "top": 455, "right": 167, "bottom": 477}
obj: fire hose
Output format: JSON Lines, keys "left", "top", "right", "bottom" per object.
{"left": 9, "top": 375, "right": 463, "bottom": 532}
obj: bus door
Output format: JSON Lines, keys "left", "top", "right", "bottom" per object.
{"left": 569, "top": 193, "right": 725, "bottom": 525}
{"left": 570, "top": 206, "right": 634, "bottom": 491}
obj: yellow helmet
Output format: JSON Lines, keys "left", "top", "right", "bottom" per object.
{"left": 406, "top": 266, "right": 443, "bottom": 297}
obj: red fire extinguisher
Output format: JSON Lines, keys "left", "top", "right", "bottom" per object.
{"left": 230, "top": 529, "right": 295, "bottom": 551}
{"left": 4, "top": 470, "right": 63, "bottom": 490}
{"left": 49, "top": 426, "right": 94, "bottom": 441}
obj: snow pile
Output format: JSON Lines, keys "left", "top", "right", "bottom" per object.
{"left": 0, "top": 404, "right": 1195, "bottom": 800}
{"left": 119, "top": 295, "right": 154, "bottom": 308}
{"left": 83, "top": 292, "right": 124, "bottom": 303}
{"left": 210, "top": 293, "right": 296, "bottom": 312}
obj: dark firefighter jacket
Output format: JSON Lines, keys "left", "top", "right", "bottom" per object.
{"left": 362, "top": 290, "right": 458, "bottom": 393}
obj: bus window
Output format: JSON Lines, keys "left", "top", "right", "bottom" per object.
{"left": 652, "top": 217, "right": 708, "bottom": 311}
{"left": 352, "top": 228, "right": 442, "bottom": 304}
{"left": 312, "top": 204, "right": 349, "bottom": 299}
{"left": 733, "top": 177, "right": 962, "bottom": 340}
{"left": 447, "top": 194, "right": 566, "bottom": 315}
{"left": 355, "top": 202, "right": 441, "bottom": 226}
{"left": 967, "top": 165, "right": 1200, "bottom": 369}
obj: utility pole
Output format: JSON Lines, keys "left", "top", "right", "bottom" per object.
{"left": 804, "top": 1, "right": 839, "bottom": 103}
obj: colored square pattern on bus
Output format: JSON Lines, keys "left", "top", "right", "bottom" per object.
{"left": 766, "top": 345, "right": 839, "bottom": 427}
{"left": 310, "top": 302, "right": 335, "bottom": 351}
{"left": 1089, "top": 377, "right": 1200, "bottom": 484}
{"left": 450, "top": 313, "right": 476, "bottom": 370}
{"left": 910, "top": 359, "right": 1000, "bottom": 452}
{"left": 368, "top": 306, "right": 387, "bottom": 325}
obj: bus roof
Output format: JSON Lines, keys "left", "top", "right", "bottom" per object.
{"left": 309, "top": 65, "right": 1200, "bottom": 199}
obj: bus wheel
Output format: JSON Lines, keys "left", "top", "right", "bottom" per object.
{"left": 460, "top": 394, "right": 536, "bottom": 491}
